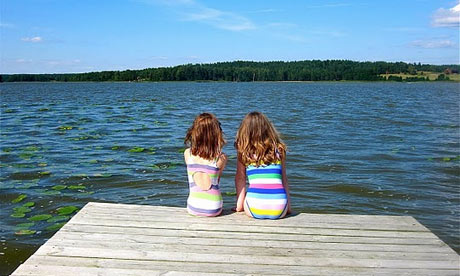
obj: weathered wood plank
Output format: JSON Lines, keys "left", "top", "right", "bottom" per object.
{"left": 72, "top": 211, "right": 432, "bottom": 233}
{"left": 11, "top": 202, "right": 460, "bottom": 276}
{"left": 45, "top": 237, "right": 458, "bottom": 261}
{"left": 52, "top": 229, "right": 453, "bottom": 253}
{"left": 16, "top": 255, "right": 460, "bottom": 276}
{"left": 34, "top": 245, "right": 459, "bottom": 269}
{"left": 83, "top": 202, "right": 425, "bottom": 229}
{"left": 66, "top": 218, "right": 438, "bottom": 241}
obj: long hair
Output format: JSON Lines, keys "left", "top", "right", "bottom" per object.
{"left": 185, "top": 113, "right": 226, "bottom": 160}
{"left": 235, "top": 111, "right": 286, "bottom": 166}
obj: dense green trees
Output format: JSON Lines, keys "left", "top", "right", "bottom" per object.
{"left": 2, "top": 60, "right": 458, "bottom": 82}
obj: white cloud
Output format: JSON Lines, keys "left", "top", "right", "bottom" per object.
{"left": 432, "top": 3, "right": 460, "bottom": 27}
{"left": 0, "top": 22, "right": 14, "bottom": 28}
{"left": 21, "top": 36, "right": 43, "bottom": 43}
{"left": 183, "top": 7, "right": 255, "bottom": 31}
{"left": 141, "top": 0, "right": 255, "bottom": 32}
{"left": 410, "top": 39, "right": 456, "bottom": 48}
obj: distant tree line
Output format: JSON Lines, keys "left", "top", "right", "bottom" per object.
{"left": 2, "top": 60, "right": 459, "bottom": 82}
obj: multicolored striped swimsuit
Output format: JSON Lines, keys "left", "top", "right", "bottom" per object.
{"left": 186, "top": 157, "right": 223, "bottom": 217}
{"left": 245, "top": 161, "right": 288, "bottom": 219}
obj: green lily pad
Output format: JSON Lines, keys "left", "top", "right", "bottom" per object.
{"left": 13, "top": 206, "right": 32, "bottom": 213}
{"left": 46, "top": 222, "right": 66, "bottom": 231}
{"left": 111, "top": 146, "right": 120, "bottom": 150}
{"left": 128, "top": 147, "right": 145, "bottom": 153}
{"left": 24, "top": 146, "right": 39, "bottom": 152}
{"left": 2, "top": 147, "right": 13, "bottom": 152}
{"left": 57, "top": 206, "right": 79, "bottom": 216}
{"left": 11, "top": 212, "right": 26, "bottom": 218}
{"left": 39, "top": 171, "right": 51, "bottom": 176}
{"left": 177, "top": 148, "right": 186, "bottom": 153}
{"left": 19, "top": 153, "right": 34, "bottom": 160}
{"left": 58, "top": 125, "right": 73, "bottom": 130}
{"left": 28, "top": 214, "right": 53, "bottom": 221}
{"left": 443, "top": 157, "right": 451, "bottom": 162}
{"left": 47, "top": 215, "right": 69, "bottom": 223}
{"left": 68, "top": 185, "right": 86, "bottom": 190}
{"left": 52, "top": 185, "right": 67, "bottom": 191}
{"left": 42, "top": 190, "right": 61, "bottom": 196}
{"left": 12, "top": 194, "right": 27, "bottom": 203}
{"left": 37, "top": 163, "right": 47, "bottom": 167}
{"left": 15, "top": 222, "right": 35, "bottom": 230}
{"left": 15, "top": 229, "right": 36, "bottom": 235}
{"left": 23, "top": 201, "right": 35, "bottom": 207}
{"left": 89, "top": 159, "right": 98, "bottom": 164}
{"left": 38, "top": 108, "right": 50, "bottom": 112}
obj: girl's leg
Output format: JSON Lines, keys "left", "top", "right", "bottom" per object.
{"left": 243, "top": 198, "right": 254, "bottom": 218}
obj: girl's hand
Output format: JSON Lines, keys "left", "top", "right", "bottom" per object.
{"left": 231, "top": 206, "right": 244, "bottom": 212}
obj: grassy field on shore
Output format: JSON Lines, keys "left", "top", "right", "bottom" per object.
{"left": 381, "top": 71, "right": 460, "bottom": 81}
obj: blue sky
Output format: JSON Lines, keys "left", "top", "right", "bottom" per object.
{"left": 1, "top": 0, "right": 459, "bottom": 73}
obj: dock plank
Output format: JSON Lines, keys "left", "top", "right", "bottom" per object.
{"left": 12, "top": 202, "right": 460, "bottom": 275}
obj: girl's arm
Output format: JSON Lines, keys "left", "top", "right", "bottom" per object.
{"left": 281, "top": 156, "right": 291, "bottom": 214}
{"left": 216, "top": 153, "right": 228, "bottom": 182}
{"left": 234, "top": 159, "right": 247, "bottom": 212}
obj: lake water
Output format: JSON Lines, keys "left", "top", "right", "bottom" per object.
{"left": 1, "top": 82, "right": 459, "bottom": 274}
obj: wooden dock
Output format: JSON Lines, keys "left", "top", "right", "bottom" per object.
{"left": 12, "top": 202, "right": 459, "bottom": 275}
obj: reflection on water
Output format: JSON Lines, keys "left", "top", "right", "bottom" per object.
{"left": 0, "top": 82, "right": 459, "bottom": 274}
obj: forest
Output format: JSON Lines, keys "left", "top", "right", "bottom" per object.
{"left": 2, "top": 60, "right": 459, "bottom": 82}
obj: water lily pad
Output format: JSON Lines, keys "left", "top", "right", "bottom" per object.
{"left": 442, "top": 157, "right": 451, "bottom": 162}
{"left": 38, "top": 108, "right": 50, "bottom": 112}
{"left": 2, "top": 148, "right": 13, "bottom": 152}
{"left": 15, "top": 229, "right": 36, "bottom": 235}
{"left": 19, "top": 153, "right": 34, "bottom": 160}
{"left": 57, "top": 206, "right": 79, "bottom": 215}
{"left": 23, "top": 201, "right": 35, "bottom": 207}
{"left": 13, "top": 206, "right": 32, "bottom": 213}
{"left": 47, "top": 215, "right": 69, "bottom": 223}
{"left": 128, "top": 147, "right": 145, "bottom": 153}
{"left": 111, "top": 146, "right": 120, "bottom": 150}
{"left": 42, "top": 190, "right": 61, "bottom": 196}
{"left": 12, "top": 194, "right": 27, "bottom": 203}
{"left": 68, "top": 185, "right": 86, "bottom": 190}
{"left": 46, "top": 222, "right": 66, "bottom": 231}
{"left": 37, "top": 163, "right": 47, "bottom": 167}
{"left": 11, "top": 212, "right": 26, "bottom": 218}
{"left": 58, "top": 125, "right": 73, "bottom": 130}
{"left": 89, "top": 159, "right": 98, "bottom": 164}
{"left": 39, "top": 171, "right": 51, "bottom": 176}
{"left": 28, "top": 214, "right": 53, "bottom": 221}
{"left": 52, "top": 185, "right": 67, "bottom": 191}
{"left": 15, "top": 222, "right": 35, "bottom": 230}
{"left": 24, "top": 146, "right": 39, "bottom": 152}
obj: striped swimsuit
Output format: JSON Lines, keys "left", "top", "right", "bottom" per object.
{"left": 186, "top": 157, "right": 223, "bottom": 217}
{"left": 245, "top": 161, "right": 288, "bottom": 219}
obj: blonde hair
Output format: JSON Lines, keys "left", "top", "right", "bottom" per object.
{"left": 235, "top": 111, "right": 286, "bottom": 166}
{"left": 185, "top": 113, "right": 226, "bottom": 160}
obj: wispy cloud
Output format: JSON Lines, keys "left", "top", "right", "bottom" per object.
{"left": 21, "top": 36, "right": 43, "bottom": 43}
{"left": 410, "top": 39, "right": 456, "bottom": 48}
{"left": 140, "top": 0, "right": 255, "bottom": 31}
{"left": 307, "top": 3, "right": 352, "bottom": 9}
{"left": 181, "top": 7, "right": 255, "bottom": 31}
{"left": 0, "top": 22, "right": 14, "bottom": 28}
{"left": 431, "top": 2, "right": 460, "bottom": 27}
{"left": 383, "top": 27, "right": 424, "bottom": 32}
{"left": 247, "top": 9, "right": 281, "bottom": 14}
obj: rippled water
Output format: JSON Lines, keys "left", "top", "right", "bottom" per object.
{"left": 1, "top": 82, "right": 459, "bottom": 274}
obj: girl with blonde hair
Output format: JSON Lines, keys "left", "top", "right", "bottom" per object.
{"left": 234, "top": 111, "right": 291, "bottom": 219}
{"left": 184, "top": 113, "right": 227, "bottom": 216}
